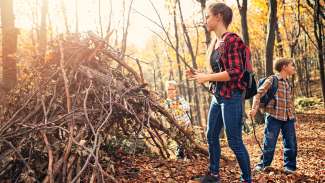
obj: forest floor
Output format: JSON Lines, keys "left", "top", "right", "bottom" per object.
{"left": 113, "top": 109, "right": 325, "bottom": 183}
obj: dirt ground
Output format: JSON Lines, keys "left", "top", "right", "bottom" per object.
{"left": 113, "top": 110, "right": 325, "bottom": 183}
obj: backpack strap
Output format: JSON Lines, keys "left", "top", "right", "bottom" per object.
{"left": 270, "top": 75, "right": 279, "bottom": 109}
{"left": 243, "top": 46, "right": 253, "bottom": 72}
{"left": 221, "top": 32, "right": 232, "bottom": 41}
{"left": 222, "top": 33, "right": 252, "bottom": 72}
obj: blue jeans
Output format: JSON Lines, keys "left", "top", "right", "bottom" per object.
{"left": 258, "top": 115, "right": 297, "bottom": 170}
{"left": 207, "top": 92, "right": 251, "bottom": 182}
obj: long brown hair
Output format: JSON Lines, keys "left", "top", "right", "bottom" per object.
{"left": 208, "top": 2, "right": 233, "bottom": 28}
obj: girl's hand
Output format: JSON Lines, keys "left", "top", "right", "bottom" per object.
{"left": 192, "top": 73, "right": 210, "bottom": 84}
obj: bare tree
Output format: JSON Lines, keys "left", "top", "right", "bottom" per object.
{"left": 75, "top": 0, "right": 79, "bottom": 33}
{"left": 135, "top": 0, "right": 206, "bottom": 124}
{"left": 120, "top": 0, "right": 134, "bottom": 60}
{"left": 265, "top": 0, "right": 277, "bottom": 76}
{"left": 195, "top": 0, "right": 211, "bottom": 46}
{"left": 282, "top": 0, "right": 301, "bottom": 58}
{"left": 30, "top": 0, "right": 38, "bottom": 56}
{"left": 152, "top": 42, "right": 165, "bottom": 93}
{"left": 172, "top": 1, "right": 185, "bottom": 97}
{"left": 306, "top": 0, "right": 325, "bottom": 107}
{"left": 275, "top": 17, "right": 284, "bottom": 57}
{"left": 105, "top": 0, "right": 113, "bottom": 42}
{"left": 153, "top": 51, "right": 164, "bottom": 91}
{"left": 60, "top": 0, "right": 70, "bottom": 33}
{"left": 166, "top": 50, "right": 175, "bottom": 81}
{"left": 98, "top": 0, "right": 103, "bottom": 37}
{"left": 177, "top": 0, "right": 202, "bottom": 125}
{"left": 282, "top": 0, "right": 301, "bottom": 96}
{"left": 236, "top": 0, "right": 249, "bottom": 45}
{"left": 303, "top": 35, "right": 311, "bottom": 97}
{"left": 40, "top": 0, "right": 49, "bottom": 61}
{"left": 1, "top": 0, "right": 18, "bottom": 91}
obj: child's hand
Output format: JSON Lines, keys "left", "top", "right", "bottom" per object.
{"left": 249, "top": 109, "right": 257, "bottom": 119}
{"left": 191, "top": 73, "right": 210, "bottom": 84}
{"left": 185, "top": 121, "right": 191, "bottom": 127}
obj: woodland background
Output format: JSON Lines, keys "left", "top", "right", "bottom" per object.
{"left": 0, "top": 0, "right": 324, "bottom": 182}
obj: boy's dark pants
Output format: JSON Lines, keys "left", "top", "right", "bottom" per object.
{"left": 258, "top": 115, "right": 297, "bottom": 170}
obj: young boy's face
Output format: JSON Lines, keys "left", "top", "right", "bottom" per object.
{"left": 167, "top": 84, "right": 177, "bottom": 99}
{"left": 283, "top": 62, "right": 296, "bottom": 76}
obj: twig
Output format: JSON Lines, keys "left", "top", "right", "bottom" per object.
{"left": 41, "top": 132, "right": 54, "bottom": 183}
{"left": 59, "top": 37, "right": 74, "bottom": 183}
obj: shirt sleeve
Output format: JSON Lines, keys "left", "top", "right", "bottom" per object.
{"left": 252, "top": 77, "right": 273, "bottom": 110}
{"left": 223, "top": 36, "right": 245, "bottom": 82}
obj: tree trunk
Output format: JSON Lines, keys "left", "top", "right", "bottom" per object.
{"left": 48, "top": 13, "right": 53, "bottom": 41}
{"left": 185, "top": 73, "right": 194, "bottom": 124}
{"left": 40, "top": 0, "right": 48, "bottom": 61}
{"left": 153, "top": 46, "right": 164, "bottom": 95}
{"left": 282, "top": 0, "right": 301, "bottom": 98}
{"left": 303, "top": 56, "right": 311, "bottom": 97}
{"left": 178, "top": 0, "right": 202, "bottom": 126}
{"left": 98, "top": 0, "right": 103, "bottom": 38}
{"left": 290, "top": 45, "right": 296, "bottom": 97}
{"left": 172, "top": 2, "right": 184, "bottom": 97}
{"left": 296, "top": 58, "right": 304, "bottom": 96}
{"left": 120, "top": 0, "right": 134, "bottom": 60}
{"left": 275, "top": 17, "right": 284, "bottom": 57}
{"left": 237, "top": 0, "right": 254, "bottom": 123}
{"left": 75, "top": 0, "right": 79, "bottom": 33}
{"left": 153, "top": 64, "right": 157, "bottom": 91}
{"left": 265, "top": 0, "right": 277, "bottom": 76}
{"left": 60, "top": 0, "right": 70, "bottom": 33}
{"left": 313, "top": 0, "right": 325, "bottom": 107}
{"left": 196, "top": 0, "right": 210, "bottom": 46}
{"left": 1, "top": 0, "right": 18, "bottom": 91}
{"left": 237, "top": 0, "right": 249, "bottom": 46}
{"left": 105, "top": 0, "right": 113, "bottom": 42}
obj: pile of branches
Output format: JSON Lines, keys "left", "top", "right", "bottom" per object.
{"left": 0, "top": 33, "right": 207, "bottom": 182}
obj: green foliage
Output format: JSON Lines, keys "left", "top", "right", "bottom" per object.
{"left": 295, "top": 96, "right": 323, "bottom": 109}
{"left": 103, "top": 135, "right": 155, "bottom": 157}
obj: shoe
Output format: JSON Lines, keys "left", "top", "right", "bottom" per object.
{"left": 191, "top": 173, "right": 220, "bottom": 183}
{"left": 176, "top": 156, "right": 185, "bottom": 160}
{"left": 241, "top": 180, "right": 253, "bottom": 183}
{"left": 255, "top": 165, "right": 265, "bottom": 172}
{"left": 284, "top": 167, "right": 296, "bottom": 174}
{"left": 255, "top": 164, "right": 272, "bottom": 172}
{"left": 200, "top": 174, "right": 220, "bottom": 183}
{"left": 240, "top": 177, "right": 252, "bottom": 183}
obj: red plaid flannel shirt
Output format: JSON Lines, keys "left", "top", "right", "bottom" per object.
{"left": 219, "top": 32, "right": 249, "bottom": 98}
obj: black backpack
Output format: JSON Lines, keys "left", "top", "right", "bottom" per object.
{"left": 258, "top": 75, "right": 278, "bottom": 108}
{"left": 238, "top": 40, "right": 257, "bottom": 99}
{"left": 210, "top": 33, "right": 257, "bottom": 99}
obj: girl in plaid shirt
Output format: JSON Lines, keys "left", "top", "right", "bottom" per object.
{"left": 186, "top": 2, "right": 251, "bottom": 183}
{"left": 250, "top": 58, "right": 297, "bottom": 174}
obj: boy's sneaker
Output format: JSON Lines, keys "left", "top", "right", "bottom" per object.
{"left": 240, "top": 177, "right": 252, "bottom": 183}
{"left": 255, "top": 165, "right": 265, "bottom": 172}
{"left": 284, "top": 167, "right": 296, "bottom": 174}
{"left": 200, "top": 173, "right": 220, "bottom": 183}
{"left": 255, "top": 164, "right": 270, "bottom": 172}
{"left": 176, "top": 156, "right": 184, "bottom": 160}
